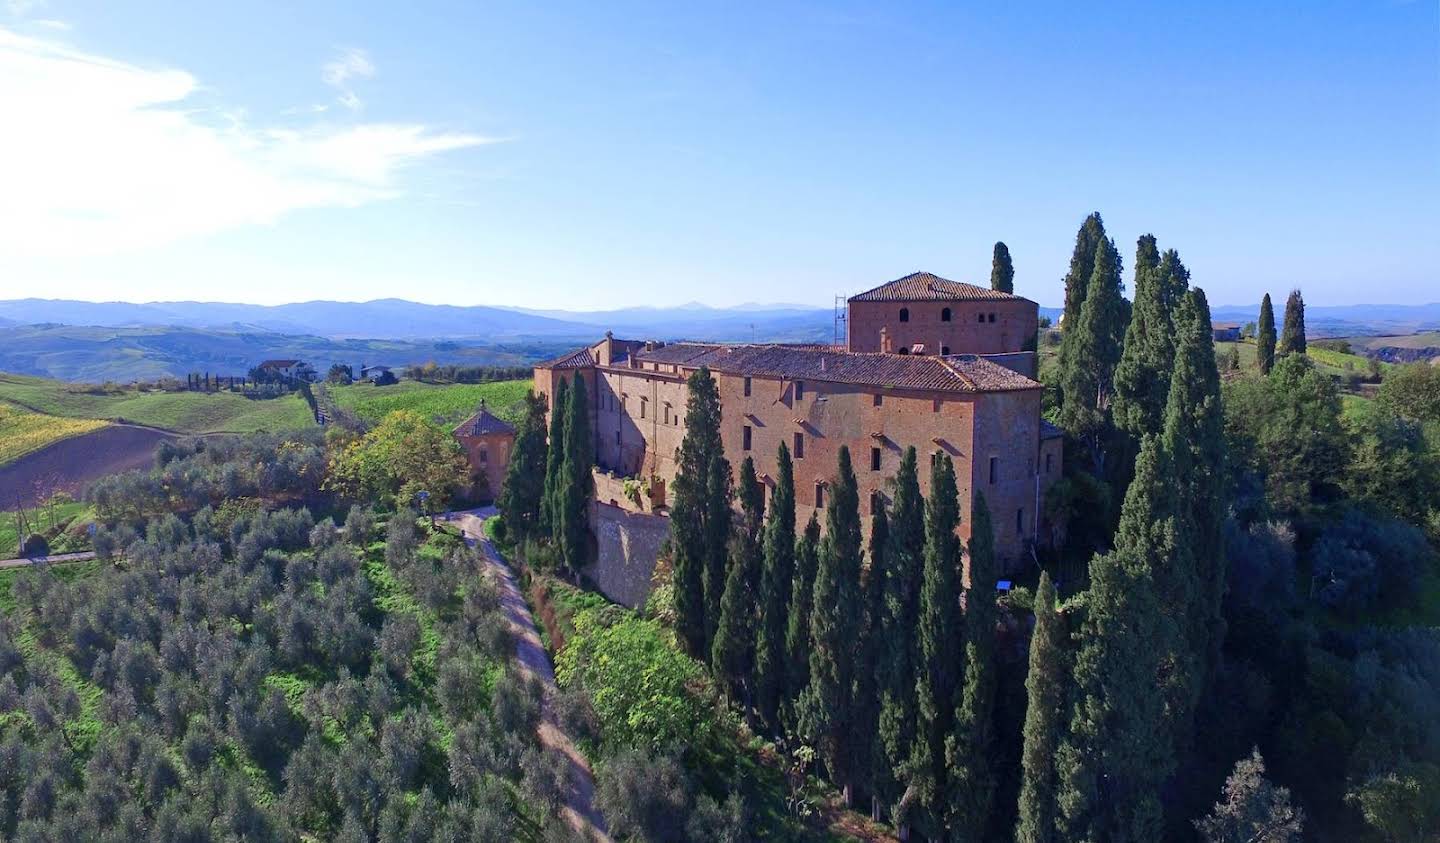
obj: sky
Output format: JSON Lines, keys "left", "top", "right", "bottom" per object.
{"left": 0, "top": 1, "right": 1435, "bottom": 311}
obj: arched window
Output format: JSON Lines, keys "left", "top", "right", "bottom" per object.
{"left": 941, "top": 307, "right": 952, "bottom": 322}
{"left": 941, "top": 345, "right": 950, "bottom": 355}
{"left": 899, "top": 307, "right": 910, "bottom": 323}
{"left": 897, "top": 347, "right": 910, "bottom": 355}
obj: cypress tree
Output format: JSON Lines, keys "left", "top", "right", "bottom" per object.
{"left": 1157, "top": 247, "right": 1191, "bottom": 316}
{"left": 1162, "top": 289, "right": 1228, "bottom": 706}
{"left": 909, "top": 453, "right": 963, "bottom": 836}
{"left": 1280, "top": 288, "right": 1306, "bottom": 356}
{"left": 670, "top": 366, "right": 727, "bottom": 658}
{"left": 991, "top": 241, "right": 1015, "bottom": 294}
{"left": 703, "top": 443, "right": 734, "bottom": 653}
{"left": 557, "top": 372, "right": 594, "bottom": 573}
{"left": 877, "top": 447, "right": 925, "bottom": 819}
{"left": 1055, "top": 437, "right": 1175, "bottom": 843}
{"left": 1256, "top": 294, "right": 1277, "bottom": 375}
{"left": 798, "top": 447, "right": 865, "bottom": 805}
{"left": 856, "top": 502, "right": 889, "bottom": 820}
{"left": 498, "top": 391, "right": 548, "bottom": 539}
{"left": 947, "top": 492, "right": 1000, "bottom": 840}
{"left": 713, "top": 457, "right": 764, "bottom": 707}
{"left": 538, "top": 378, "right": 568, "bottom": 538}
{"left": 1016, "top": 572, "right": 1066, "bottom": 843}
{"left": 784, "top": 512, "right": 821, "bottom": 730}
{"left": 1113, "top": 235, "right": 1171, "bottom": 439}
{"left": 1058, "top": 235, "right": 1128, "bottom": 474}
{"left": 1056, "top": 212, "right": 1108, "bottom": 402}
{"left": 754, "top": 442, "right": 796, "bottom": 732}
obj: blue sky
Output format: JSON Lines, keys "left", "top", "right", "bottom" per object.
{"left": 0, "top": 1, "right": 1435, "bottom": 310}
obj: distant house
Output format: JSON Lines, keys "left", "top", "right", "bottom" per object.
{"left": 452, "top": 401, "right": 516, "bottom": 503}
{"left": 360, "top": 364, "right": 395, "bottom": 384}
{"left": 256, "top": 359, "right": 316, "bottom": 383}
{"left": 1211, "top": 322, "right": 1242, "bottom": 342}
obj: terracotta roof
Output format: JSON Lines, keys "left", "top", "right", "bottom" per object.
{"left": 535, "top": 346, "right": 596, "bottom": 369}
{"left": 631, "top": 342, "right": 1040, "bottom": 394}
{"left": 849, "top": 272, "right": 1021, "bottom": 303}
{"left": 453, "top": 405, "right": 515, "bottom": 437}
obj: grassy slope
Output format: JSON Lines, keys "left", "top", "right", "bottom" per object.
{"left": 331, "top": 379, "right": 531, "bottom": 427}
{"left": 0, "top": 373, "right": 314, "bottom": 434}
{"left": 0, "top": 501, "right": 93, "bottom": 557}
{"left": 0, "top": 402, "right": 108, "bottom": 466}
{"left": 1345, "top": 331, "right": 1440, "bottom": 351}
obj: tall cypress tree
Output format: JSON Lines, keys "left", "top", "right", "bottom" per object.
{"left": 1156, "top": 247, "right": 1191, "bottom": 316}
{"left": 1256, "top": 293, "right": 1277, "bottom": 375}
{"left": 1280, "top": 288, "right": 1306, "bottom": 356}
{"left": 947, "top": 492, "right": 1000, "bottom": 840}
{"left": 909, "top": 453, "right": 963, "bottom": 836}
{"left": 991, "top": 241, "right": 1015, "bottom": 294}
{"left": 1058, "top": 235, "right": 1128, "bottom": 474}
{"left": 557, "top": 372, "right": 594, "bottom": 573}
{"left": 498, "top": 391, "right": 548, "bottom": 539}
{"left": 877, "top": 447, "right": 925, "bottom": 819}
{"left": 539, "top": 377, "right": 568, "bottom": 538}
{"left": 754, "top": 442, "right": 796, "bottom": 732}
{"left": 798, "top": 447, "right": 865, "bottom": 805}
{"left": 856, "top": 503, "right": 889, "bottom": 819}
{"left": 784, "top": 512, "right": 821, "bottom": 731}
{"left": 1056, "top": 212, "right": 1108, "bottom": 404}
{"left": 1113, "top": 235, "right": 1171, "bottom": 439}
{"left": 703, "top": 443, "right": 734, "bottom": 653}
{"left": 713, "top": 457, "right": 764, "bottom": 707}
{"left": 1055, "top": 437, "right": 1174, "bottom": 843}
{"left": 1162, "top": 289, "right": 1228, "bottom": 705}
{"left": 1016, "top": 572, "right": 1066, "bottom": 843}
{"left": 670, "top": 366, "right": 727, "bottom": 658}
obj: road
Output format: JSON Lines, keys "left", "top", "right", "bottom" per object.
{"left": 442, "top": 509, "right": 611, "bottom": 842}
{"left": 0, "top": 550, "right": 96, "bottom": 570}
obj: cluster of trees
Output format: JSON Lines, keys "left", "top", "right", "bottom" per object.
{"left": 0, "top": 505, "right": 579, "bottom": 840}
{"left": 496, "top": 375, "right": 594, "bottom": 573}
{"left": 402, "top": 363, "right": 532, "bottom": 384}
{"left": 325, "top": 410, "right": 471, "bottom": 511}
{"left": 87, "top": 432, "right": 328, "bottom": 522}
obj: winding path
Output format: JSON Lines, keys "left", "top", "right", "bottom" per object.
{"left": 443, "top": 509, "right": 610, "bottom": 842}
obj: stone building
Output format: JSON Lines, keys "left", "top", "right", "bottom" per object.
{"left": 452, "top": 402, "right": 515, "bottom": 504}
{"left": 534, "top": 272, "right": 1061, "bottom": 574}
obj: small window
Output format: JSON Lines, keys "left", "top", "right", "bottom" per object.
{"left": 941, "top": 345, "right": 950, "bottom": 355}
{"left": 663, "top": 404, "right": 671, "bottom": 425}
{"left": 1045, "top": 453, "right": 1053, "bottom": 474}
{"left": 988, "top": 313, "right": 997, "bottom": 323}
{"left": 899, "top": 307, "right": 910, "bottom": 323}
{"left": 615, "top": 431, "right": 621, "bottom": 446}
{"left": 640, "top": 398, "right": 647, "bottom": 419}
{"left": 815, "top": 482, "right": 824, "bottom": 508}
{"left": 479, "top": 447, "right": 488, "bottom": 465}
{"left": 871, "top": 447, "right": 881, "bottom": 471}
{"left": 931, "top": 450, "right": 943, "bottom": 468}
{"left": 989, "top": 457, "right": 999, "bottom": 484}
{"left": 744, "top": 376, "right": 752, "bottom": 397}
{"left": 941, "top": 307, "right": 952, "bottom": 322}
{"left": 933, "top": 398, "right": 941, "bottom": 413}
{"left": 870, "top": 491, "right": 882, "bottom": 514}
{"left": 795, "top": 381, "right": 805, "bottom": 400}
{"left": 873, "top": 393, "right": 883, "bottom": 407}
{"left": 977, "top": 313, "right": 986, "bottom": 324}
{"left": 743, "top": 425, "right": 752, "bottom": 451}
{"left": 898, "top": 347, "right": 910, "bottom": 355}
{"left": 794, "top": 432, "right": 805, "bottom": 459}
{"left": 1016, "top": 508, "right": 1024, "bottom": 535}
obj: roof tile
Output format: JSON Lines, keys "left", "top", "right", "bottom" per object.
{"left": 849, "top": 271, "right": 1022, "bottom": 303}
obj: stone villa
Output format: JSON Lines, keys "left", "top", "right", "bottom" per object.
{"left": 534, "top": 272, "right": 1061, "bottom": 575}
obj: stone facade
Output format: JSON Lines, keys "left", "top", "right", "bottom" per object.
{"left": 534, "top": 271, "right": 1062, "bottom": 576}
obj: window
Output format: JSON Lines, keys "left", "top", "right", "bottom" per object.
{"left": 743, "top": 425, "right": 752, "bottom": 451}
{"left": 870, "top": 491, "right": 882, "bottom": 514}
{"left": 1045, "top": 453, "right": 1053, "bottom": 474}
{"left": 941, "top": 345, "right": 950, "bottom": 355}
{"left": 931, "top": 450, "right": 943, "bottom": 469}
{"left": 478, "top": 447, "right": 488, "bottom": 466}
{"left": 795, "top": 381, "right": 805, "bottom": 400}
{"left": 1016, "top": 508, "right": 1024, "bottom": 535}
{"left": 640, "top": 397, "right": 647, "bottom": 419}
{"left": 744, "top": 376, "right": 752, "bottom": 397}
{"left": 873, "top": 393, "right": 883, "bottom": 407}
{"left": 989, "top": 456, "right": 999, "bottom": 484}
{"left": 941, "top": 307, "right": 952, "bottom": 322}
{"left": 933, "top": 398, "right": 941, "bottom": 413}
{"left": 977, "top": 313, "right": 986, "bottom": 323}
{"left": 897, "top": 347, "right": 910, "bottom": 355}
{"left": 794, "top": 432, "right": 805, "bottom": 459}
{"left": 899, "top": 307, "right": 910, "bottom": 323}
{"left": 615, "top": 431, "right": 621, "bottom": 446}
{"left": 815, "top": 482, "right": 824, "bottom": 508}
{"left": 663, "top": 404, "right": 671, "bottom": 425}
{"left": 871, "top": 447, "right": 881, "bottom": 471}
{"left": 988, "top": 312, "right": 997, "bottom": 323}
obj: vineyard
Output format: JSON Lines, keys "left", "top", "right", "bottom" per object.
{"left": 330, "top": 379, "right": 531, "bottom": 427}
{"left": 0, "top": 403, "right": 108, "bottom": 467}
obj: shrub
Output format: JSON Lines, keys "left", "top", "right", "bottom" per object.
{"left": 594, "top": 748, "right": 692, "bottom": 842}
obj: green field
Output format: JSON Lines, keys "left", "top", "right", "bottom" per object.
{"left": 330, "top": 379, "right": 531, "bottom": 427}
{"left": 0, "top": 402, "right": 109, "bottom": 466}
{"left": 1214, "top": 340, "right": 1387, "bottom": 381}
{"left": 0, "top": 373, "right": 314, "bottom": 434}
{"left": 0, "top": 500, "right": 93, "bottom": 558}
{"left": 1344, "top": 331, "right": 1440, "bottom": 351}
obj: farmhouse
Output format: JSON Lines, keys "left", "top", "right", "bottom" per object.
{"left": 534, "top": 272, "right": 1062, "bottom": 573}
{"left": 453, "top": 401, "right": 515, "bottom": 503}
{"left": 1211, "top": 322, "right": 1242, "bottom": 342}
{"left": 256, "top": 359, "right": 316, "bottom": 383}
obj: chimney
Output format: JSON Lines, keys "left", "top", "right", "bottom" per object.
{"left": 880, "top": 327, "right": 893, "bottom": 354}
{"left": 820, "top": 356, "right": 827, "bottom": 372}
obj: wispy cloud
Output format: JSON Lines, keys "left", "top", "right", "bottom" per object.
{"left": 4, "top": 0, "right": 45, "bottom": 16}
{"left": 0, "top": 28, "right": 494, "bottom": 257}
{"left": 31, "top": 18, "right": 68, "bottom": 30}
{"left": 322, "top": 46, "right": 375, "bottom": 111}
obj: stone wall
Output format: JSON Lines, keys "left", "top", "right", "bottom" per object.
{"left": 585, "top": 501, "right": 670, "bottom": 609}
{"left": 848, "top": 297, "right": 1038, "bottom": 356}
